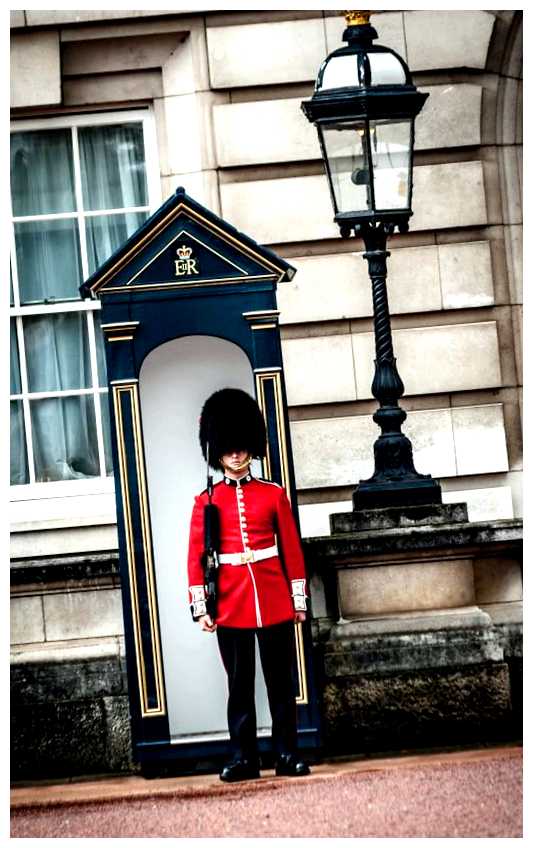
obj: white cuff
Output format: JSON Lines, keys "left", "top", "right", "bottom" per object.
{"left": 189, "top": 585, "right": 207, "bottom": 618}
{"left": 291, "top": 579, "right": 307, "bottom": 612}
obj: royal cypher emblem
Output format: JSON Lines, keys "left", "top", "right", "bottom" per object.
{"left": 175, "top": 244, "right": 200, "bottom": 277}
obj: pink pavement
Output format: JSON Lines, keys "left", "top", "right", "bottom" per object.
{"left": 11, "top": 745, "right": 522, "bottom": 838}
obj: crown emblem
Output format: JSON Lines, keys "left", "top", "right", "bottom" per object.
{"left": 176, "top": 244, "right": 193, "bottom": 259}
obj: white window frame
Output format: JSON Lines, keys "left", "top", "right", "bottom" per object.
{"left": 10, "top": 108, "right": 161, "bottom": 514}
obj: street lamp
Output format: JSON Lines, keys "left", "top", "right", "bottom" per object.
{"left": 302, "top": 10, "right": 442, "bottom": 509}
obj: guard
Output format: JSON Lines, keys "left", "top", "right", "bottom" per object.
{"left": 187, "top": 388, "right": 310, "bottom": 782}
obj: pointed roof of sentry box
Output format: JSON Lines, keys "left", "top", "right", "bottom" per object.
{"left": 79, "top": 186, "right": 296, "bottom": 298}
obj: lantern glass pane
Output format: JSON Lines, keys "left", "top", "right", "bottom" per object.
{"left": 321, "top": 121, "right": 372, "bottom": 215}
{"left": 368, "top": 52, "right": 406, "bottom": 85}
{"left": 370, "top": 119, "right": 412, "bottom": 211}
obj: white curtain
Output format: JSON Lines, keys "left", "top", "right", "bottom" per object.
{"left": 10, "top": 123, "right": 146, "bottom": 483}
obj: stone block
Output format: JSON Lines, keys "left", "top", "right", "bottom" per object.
{"left": 281, "top": 334, "right": 357, "bottom": 405}
{"left": 439, "top": 241, "right": 494, "bottom": 309}
{"left": 161, "top": 21, "right": 211, "bottom": 96}
{"left": 330, "top": 502, "right": 469, "bottom": 534}
{"left": 498, "top": 146, "right": 522, "bottom": 226}
{"left": 10, "top": 525, "right": 119, "bottom": 559}
{"left": 326, "top": 12, "right": 406, "bottom": 58}
{"left": 351, "top": 321, "right": 502, "bottom": 398}
{"left": 163, "top": 91, "right": 224, "bottom": 174}
{"left": 221, "top": 163, "right": 487, "bottom": 245}
{"left": 298, "top": 500, "right": 352, "bottom": 539}
{"left": 405, "top": 11, "right": 495, "bottom": 71}
{"left": 278, "top": 253, "right": 372, "bottom": 324}
{"left": 321, "top": 662, "right": 512, "bottom": 752}
{"left": 25, "top": 10, "right": 174, "bottom": 25}
{"left": 290, "top": 406, "right": 457, "bottom": 490}
{"left": 337, "top": 559, "right": 476, "bottom": 618}
{"left": 278, "top": 245, "right": 442, "bottom": 324}
{"left": 415, "top": 84, "right": 482, "bottom": 150}
{"left": 61, "top": 32, "right": 179, "bottom": 77}
{"left": 11, "top": 31, "right": 61, "bottom": 108}
{"left": 504, "top": 224, "right": 523, "bottom": 304}
{"left": 410, "top": 161, "right": 488, "bottom": 232}
{"left": 161, "top": 171, "right": 221, "bottom": 215}
{"left": 213, "top": 83, "right": 482, "bottom": 170}
{"left": 11, "top": 596, "right": 44, "bottom": 645}
{"left": 11, "top": 655, "right": 126, "bottom": 704}
{"left": 452, "top": 404, "right": 509, "bottom": 476}
{"left": 326, "top": 619, "right": 500, "bottom": 676}
{"left": 441, "top": 486, "right": 514, "bottom": 522}
{"left": 474, "top": 557, "right": 522, "bottom": 605}
{"left": 11, "top": 699, "right": 104, "bottom": 780}
{"left": 43, "top": 588, "right": 124, "bottom": 642}
{"left": 207, "top": 18, "right": 326, "bottom": 89}
{"left": 291, "top": 415, "right": 377, "bottom": 490}
{"left": 330, "top": 607, "right": 493, "bottom": 641}
{"left": 64, "top": 71, "right": 163, "bottom": 107}
{"left": 511, "top": 304, "right": 522, "bottom": 385}
{"left": 10, "top": 11, "right": 25, "bottom": 27}
{"left": 220, "top": 175, "right": 337, "bottom": 245}
{"left": 213, "top": 97, "right": 317, "bottom": 168}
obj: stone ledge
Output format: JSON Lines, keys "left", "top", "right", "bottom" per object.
{"left": 330, "top": 502, "right": 469, "bottom": 534}
{"left": 323, "top": 624, "right": 504, "bottom": 678}
{"left": 331, "top": 606, "right": 491, "bottom": 636}
{"left": 11, "top": 651, "right": 127, "bottom": 704}
{"left": 10, "top": 551, "right": 119, "bottom": 590}
{"left": 304, "top": 519, "right": 523, "bottom": 563}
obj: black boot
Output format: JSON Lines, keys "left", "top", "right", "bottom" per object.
{"left": 275, "top": 753, "right": 310, "bottom": 777}
{"left": 220, "top": 758, "right": 261, "bottom": 783}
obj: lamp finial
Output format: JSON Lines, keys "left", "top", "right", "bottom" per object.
{"left": 344, "top": 10, "right": 372, "bottom": 26}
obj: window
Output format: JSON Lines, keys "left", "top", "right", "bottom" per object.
{"left": 10, "top": 110, "right": 160, "bottom": 495}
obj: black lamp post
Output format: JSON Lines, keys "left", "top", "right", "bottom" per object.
{"left": 302, "top": 10, "right": 442, "bottom": 509}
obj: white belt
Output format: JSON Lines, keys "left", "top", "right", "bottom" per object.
{"left": 219, "top": 545, "right": 278, "bottom": 566}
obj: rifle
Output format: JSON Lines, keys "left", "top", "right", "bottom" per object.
{"left": 202, "top": 443, "right": 220, "bottom": 620}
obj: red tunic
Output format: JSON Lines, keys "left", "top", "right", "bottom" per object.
{"left": 187, "top": 473, "right": 308, "bottom": 628}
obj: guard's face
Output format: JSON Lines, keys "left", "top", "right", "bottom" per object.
{"left": 220, "top": 449, "right": 250, "bottom": 472}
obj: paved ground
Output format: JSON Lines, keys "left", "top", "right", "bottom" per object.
{"left": 11, "top": 745, "right": 522, "bottom": 838}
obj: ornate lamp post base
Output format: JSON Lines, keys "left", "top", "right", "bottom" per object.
{"left": 352, "top": 223, "right": 442, "bottom": 510}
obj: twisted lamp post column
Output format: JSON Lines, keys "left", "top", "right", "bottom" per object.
{"left": 353, "top": 223, "right": 441, "bottom": 508}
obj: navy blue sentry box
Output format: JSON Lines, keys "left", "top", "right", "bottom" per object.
{"left": 81, "top": 187, "right": 320, "bottom": 770}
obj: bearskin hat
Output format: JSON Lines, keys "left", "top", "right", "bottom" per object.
{"left": 199, "top": 388, "right": 267, "bottom": 470}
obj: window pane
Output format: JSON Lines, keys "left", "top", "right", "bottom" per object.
{"left": 11, "top": 129, "right": 76, "bottom": 216}
{"left": 31, "top": 395, "right": 99, "bottom": 482}
{"left": 24, "top": 313, "right": 92, "bottom": 393}
{"left": 93, "top": 312, "right": 108, "bottom": 386}
{"left": 79, "top": 123, "right": 148, "bottom": 211}
{"left": 86, "top": 211, "right": 147, "bottom": 275}
{"left": 10, "top": 319, "right": 22, "bottom": 395}
{"left": 15, "top": 218, "right": 83, "bottom": 304}
{"left": 100, "top": 393, "right": 114, "bottom": 475}
{"left": 10, "top": 401, "right": 29, "bottom": 484}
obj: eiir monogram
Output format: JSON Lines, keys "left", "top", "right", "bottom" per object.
{"left": 175, "top": 245, "right": 199, "bottom": 277}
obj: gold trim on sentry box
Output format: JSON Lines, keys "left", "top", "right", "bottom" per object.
{"left": 250, "top": 323, "right": 277, "bottom": 331}
{"left": 102, "top": 273, "right": 276, "bottom": 294}
{"left": 254, "top": 370, "right": 308, "bottom": 705}
{"left": 101, "top": 321, "right": 140, "bottom": 332}
{"left": 108, "top": 335, "right": 134, "bottom": 342}
{"left": 91, "top": 202, "right": 288, "bottom": 292}
{"left": 112, "top": 382, "right": 166, "bottom": 718}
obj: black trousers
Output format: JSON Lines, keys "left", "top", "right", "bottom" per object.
{"left": 216, "top": 620, "right": 298, "bottom": 762}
